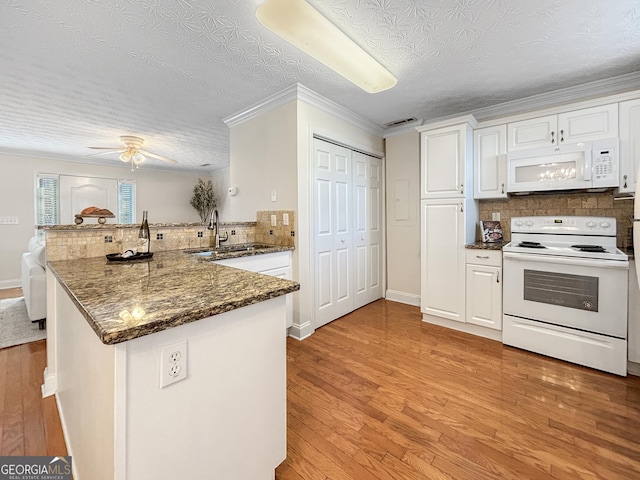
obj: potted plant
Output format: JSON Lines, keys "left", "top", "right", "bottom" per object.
{"left": 190, "top": 179, "right": 217, "bottom": 223}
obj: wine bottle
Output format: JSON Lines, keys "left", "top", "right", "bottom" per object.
{"left": 138, "top": 210, "right": 150, "bottom": 253}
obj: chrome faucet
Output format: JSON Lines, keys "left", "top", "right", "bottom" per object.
{"left": 207, "top": 209, "right": 228, "bottom": 249}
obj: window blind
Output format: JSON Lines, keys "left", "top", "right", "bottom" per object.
{"left": 36, "top": 174, "right": 59, "bottom": 226}
{"left": 118, "top": 181, "right": 136, "bottom": 224}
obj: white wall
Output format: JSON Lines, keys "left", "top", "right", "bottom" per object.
{"left": 385, "top": 131, "right": 421, "bottom": 305}
{"left": 227, "top": 101, "right": 298, "bottom": 221}
{"left": 0, "top": 154, "right": 223, "bottom": 286}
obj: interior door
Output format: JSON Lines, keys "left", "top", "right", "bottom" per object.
{"left": 353, "top": 152, "right": 383, "bottom": 309}
{"left": 313, "top": 139, "right": 354, "bottom": 328}
{"left": 59, "top": 175, "right": 118, "bottom": 224}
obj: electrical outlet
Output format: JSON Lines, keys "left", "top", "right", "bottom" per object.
{"left": 492, "top": 212, "right": 500, "bottom": 221}
{"left": 160, "top": 340, "right": 187, "bottom": 388}
{"left": 271, "top": 214, "right": 277, "bottom": 227}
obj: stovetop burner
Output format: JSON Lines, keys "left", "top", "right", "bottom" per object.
{"left": 518, "top": 241, "right": 546, "bottom": 249}
{"left": 571, "top": 244, "right": 607, "bottom": 253}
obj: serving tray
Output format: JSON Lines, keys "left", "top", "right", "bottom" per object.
{"left": 106, "top": 252, "right": 154, "bottom": 262}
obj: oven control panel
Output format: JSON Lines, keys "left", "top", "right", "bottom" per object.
{"left": 511, "top": 216, "right": 616, "bottom": 235}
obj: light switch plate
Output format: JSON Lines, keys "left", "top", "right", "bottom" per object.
{"left": 271, "top": 214, "right": 277, "bottom": 227}
{"left": 271, "top": 189, "right": 277, "bottom": 202}
{"left": 492, "top": 212, "right": 500, "bottom": 221}
{"left": 282, "top": 213, "right": 289, "bottom": 226}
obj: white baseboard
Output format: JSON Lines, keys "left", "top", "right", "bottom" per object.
{"left": 628, "top": 361, "right": 640, "bottom": 377}
{"left": 288, "top": 320, "right": 314, "bottom": 341}
{"left": 422, "top": 313, "right": 503, "bottom": 342}
{"left": 385, "top": 290, "right": 420, "bottom": 307}
{"left": 55, "top": 392, "right": 76, "bottom": 480}
{"left": 0, "top": 279, "right": 21, "bottom": 290}
{"left": 41, "top": 367, "right": 57, "bottom": 398}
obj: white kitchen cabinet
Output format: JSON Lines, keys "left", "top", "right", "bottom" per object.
{"left": 628, "top": 260, "right": 640, "bottom": 366}
{"left": 421, "top": 199, "right": 465, "bottom": 322}
{"left": 419, "top": 123, "right": 472, "bottom": 198}
{"left": 619, "top": 99, "right": 640, "bottom": 194}
{"left": 474, "top": 125, "right": 507, "bottom": 199}
{"left": 465, "top": 250, "right": 502, "bottom": 330}
{"left": 507, "top": 104, "right": 618, "bottom": 151}
{"left": 214, "top": 251, "right": 293, "bottom": 329}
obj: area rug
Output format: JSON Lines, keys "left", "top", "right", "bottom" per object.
{"left": 0, "top": 297, "right": 46, "bottom": 349}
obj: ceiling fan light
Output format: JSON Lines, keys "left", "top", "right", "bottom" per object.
{"left": 132, "top": 152, "right": 145, "bottom": 164}
{"left": 119, "top": 151, "right": 132, "bottom": 162}
{"left": 256, "top": 0, "right": 396, "bottom": 94}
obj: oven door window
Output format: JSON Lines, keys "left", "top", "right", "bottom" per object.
{"left": 524, "top": 269, "right": 598, "bottom": 312}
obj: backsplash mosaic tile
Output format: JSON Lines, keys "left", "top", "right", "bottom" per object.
{"left": 43, "top": 212, "right": 296, "bottom": 261}
{"left": 479, "top": 191, "right": 634, "bottom": 248}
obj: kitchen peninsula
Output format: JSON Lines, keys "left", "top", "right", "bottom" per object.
{"left": 44, "top": 248, "right": 299, "bottom": 480}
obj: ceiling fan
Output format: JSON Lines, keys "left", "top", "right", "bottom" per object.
{"left": 89, "top": 136, "right": 177, "bottom": 170}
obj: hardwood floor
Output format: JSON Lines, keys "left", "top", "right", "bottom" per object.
{"left": 2, "top": 289, "right": 639, "bottom": 478}
{"left": 0, "top": 288, "right": 67, "bottom": 457}
{"left": 276, "top": 300, "right": 640, "bottom": 480}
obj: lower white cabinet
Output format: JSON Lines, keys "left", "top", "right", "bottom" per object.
{"left": 214, "top": 251, "right": 293, "bottom": 329}
{"left": 465, "top": 250, "right": 502, "bottom": 331}
{"left": 628, "top": 260, "right": 640, "bottom": 364}
{"left": 421, "top": 198, "right": 476, "bottom": 323}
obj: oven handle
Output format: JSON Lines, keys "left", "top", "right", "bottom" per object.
{"left": 503, "top": 252, "right": 629, "bottom": 269}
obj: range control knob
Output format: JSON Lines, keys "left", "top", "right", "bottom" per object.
{"left": 514, "top": 220, "right": 523, "bottom": 227}
{"left": 586, "top": 221, "right": 596, "bottom": 228}
{"left": 525, "top": 220, "right": 534, "bottom": 227}
{"left": 600, "top": 221, "right": 611, "bottom": 229}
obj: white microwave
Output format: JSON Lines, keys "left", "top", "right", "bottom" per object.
{"left": 507, "top": 138, "right": 619, "bottom": 193}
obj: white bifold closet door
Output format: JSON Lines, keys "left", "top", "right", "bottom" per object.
{"left": 313, "top": 137, "right": 382, "bottom": 330}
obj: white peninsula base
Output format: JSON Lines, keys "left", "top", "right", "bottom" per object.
{"left": 44, "top": 272, "right": 287, "bottom": 480}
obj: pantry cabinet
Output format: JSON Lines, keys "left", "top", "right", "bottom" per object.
{"left": 473, "top": 125, "right": 507, "bottom": 199}
{"left": 419, "top": 120, "right": 477, "bottom": 325}
{"left": 507, "top": 104, "right": 618, "bottom": 151}
{"left": 465, "top": 250, "right": 502, "bottom": 330}
{"left": 619, "top": 98, "right": 640, "bottom": 194}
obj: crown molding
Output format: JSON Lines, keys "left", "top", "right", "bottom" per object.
{"left": 223, "top": 83, "right": 385, "bottom": 137}
{"left": 416, "top": 114, "right": 478, "bottom": 132}
{"left": 470, "top": 71, "right": 640, "bottom": 122}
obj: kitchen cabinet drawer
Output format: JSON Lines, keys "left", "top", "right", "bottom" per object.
{"left": 465, "top": 249, "right": 501, "bottom": 267}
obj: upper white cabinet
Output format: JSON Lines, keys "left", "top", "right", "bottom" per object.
{"left": 420, "top": 123, "right": 472, "bottom": 198}
{"left": 507, "top": 104, "right": 618, "bottom": 151}
{"left": 619, "top": 98, "right": 640, "bottom": 194}
{"left": 473, "top": 125, "right": 507, "bottom": 199}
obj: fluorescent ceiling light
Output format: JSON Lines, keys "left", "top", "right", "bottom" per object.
{"left": 256, "top": 0, "right": 397, "bottom": 94}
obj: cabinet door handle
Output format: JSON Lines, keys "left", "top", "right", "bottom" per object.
{"left": 560, "top": 129, "right": 564, "bottom": 143}
{"left": 550, "top": 131, "right": 555, "bottom": 144}
{"left": 496, "top": 271, "right": 500, "bottom": 283}
{"left": 501, "top": 183, "right": 505, "bottom": 194}
{"left": 623, "top": 174, "right": 628, "bottom": 189}
{"left": 460, "top": 184, "right": 464, "bottom": 195}
{"left": 476, "top": 255, "right": 489, "bottom": 259}
{"left": 460, "top": 203, "right": 464, "bottom": 213}
{"left": 341, "top": 239, "right": 345, "bottom": 243}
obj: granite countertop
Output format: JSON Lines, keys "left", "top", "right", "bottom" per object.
{"left": 185, "top": 243, "right": 293, "bottom": 260}
{"left": 47, "top": 249, "right": 300, "bottom": 345}
{"left": 41, "top": 221, "right": 256, "bottom": 230}
{"left": 465, "top": 241, "right": 506, "bottom": 251}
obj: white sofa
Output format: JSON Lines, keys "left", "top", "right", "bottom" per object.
{"left": 21, "top": 237, "right": 46, "bottom": 329}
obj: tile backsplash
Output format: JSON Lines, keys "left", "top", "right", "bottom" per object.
{"left": 44, "top": 210, "right": 297, "bottom": 261}
{"left": 479, "top": 191, "right": 634, "bottom": 248}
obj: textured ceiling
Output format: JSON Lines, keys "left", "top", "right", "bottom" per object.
{"left": 1, "top": 0, "right": 639, "bottom": 172}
